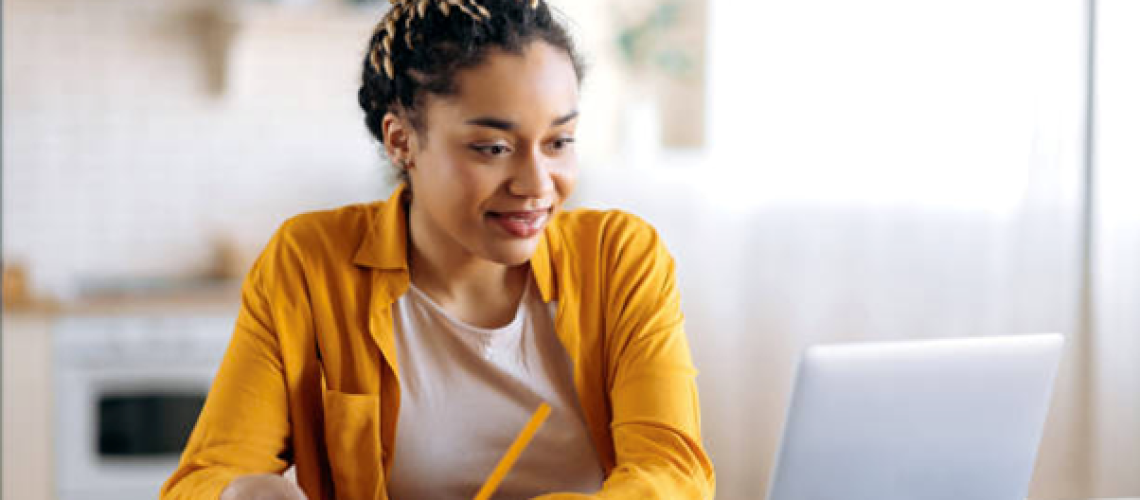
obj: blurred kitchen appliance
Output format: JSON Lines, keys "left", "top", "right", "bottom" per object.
{"left": 54, "top": 314, "right": 235, "bottom": 500}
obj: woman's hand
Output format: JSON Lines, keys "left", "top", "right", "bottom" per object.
{"left": 220, "top": 473, "right": 308, "bottom": 500}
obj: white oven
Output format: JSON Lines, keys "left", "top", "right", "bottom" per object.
{"left": 54, "top": 313, "right": 235, "bottom": 500}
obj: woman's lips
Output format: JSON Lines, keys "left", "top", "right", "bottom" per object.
{"left": 486, "top": 209, "right": 550, "bottom": 238}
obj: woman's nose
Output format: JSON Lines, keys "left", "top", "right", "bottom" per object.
{"left": 508, "top": 150, "right": 554, "bottom": 198}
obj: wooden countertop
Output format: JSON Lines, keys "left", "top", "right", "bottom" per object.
{"left": 4, "top": 280, "right": 243, "bottom": 317}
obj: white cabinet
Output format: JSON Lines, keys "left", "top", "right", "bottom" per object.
{"left": 2, "top": 313, "right": 56, "bottom": 500}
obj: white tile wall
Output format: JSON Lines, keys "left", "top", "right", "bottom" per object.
{"left": 3, "top": 0, "right": 395, "bottom": 299}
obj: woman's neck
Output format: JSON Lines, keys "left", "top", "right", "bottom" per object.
{"left": 405, "top": 202, "right": 529, "bottom": 327}
{"left": 408, "top": 243, "right": 526, "bottom": 303}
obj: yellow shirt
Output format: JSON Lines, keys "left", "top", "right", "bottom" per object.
{"left": 161, "top": 185, "right": 715, "bottom": 500}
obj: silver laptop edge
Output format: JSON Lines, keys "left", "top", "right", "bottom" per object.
{"left": 765, "top": 333, "right": 1064, "bottom": 500}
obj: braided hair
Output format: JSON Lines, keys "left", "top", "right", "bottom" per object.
{"left": 358, "top": 0, "right": 585, "bottom": 161}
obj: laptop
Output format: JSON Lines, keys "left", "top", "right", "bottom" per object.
{"left": 765, "top": 333, "right": 1064, "bottom": 500}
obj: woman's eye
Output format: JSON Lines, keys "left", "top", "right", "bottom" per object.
{"left": 550, "top": 137, "right": 576, "bottom": 153}
{"left": 472, "top": 143, "right": 511, "bottom": 157}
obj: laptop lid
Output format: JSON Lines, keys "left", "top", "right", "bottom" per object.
{"left": 765, "top": 333, "right": 1064, "bottom": 500}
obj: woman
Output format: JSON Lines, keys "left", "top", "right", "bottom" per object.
{"left": 161, "top": 0, "right": 714, "bottom": 498}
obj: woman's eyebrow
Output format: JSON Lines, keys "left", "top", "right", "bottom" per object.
{"left": 465, "top": 110, "right": 579, "bottom": 131}
{"left": 552, "top": 110, "right": 579, "bottom": 126}
{"left": 466, "top": 116, "right": 515, "bottom": 131}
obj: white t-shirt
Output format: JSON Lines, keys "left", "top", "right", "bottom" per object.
{"left": 386, "top": 275, "right": 605, "bottom": 500}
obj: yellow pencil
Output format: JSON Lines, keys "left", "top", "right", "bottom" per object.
{"left": 472, "top": 402, "right": 553, "bottom": 500}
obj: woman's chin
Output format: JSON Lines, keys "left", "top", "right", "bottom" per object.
{"left": 482, "top": 238, "right": 541, "bottom": 267}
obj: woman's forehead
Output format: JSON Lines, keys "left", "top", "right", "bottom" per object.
{"left": 436, "top": 42, "right": 580, "bottom": 124}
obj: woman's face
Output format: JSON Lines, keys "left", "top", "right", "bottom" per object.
{"left": 402, "top": 40, "right": 580, "bottom": 267}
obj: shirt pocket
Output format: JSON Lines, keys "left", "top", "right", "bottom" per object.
{"left": 322, "top": 389, "right": 382, "bottom": 500}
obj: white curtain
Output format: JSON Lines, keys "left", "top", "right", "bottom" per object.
{"left": 1089, "top": 0, "right": 1140, "bottom": 495}
{"left": 575, "top": 0, "right": 1138, "bottom": 498}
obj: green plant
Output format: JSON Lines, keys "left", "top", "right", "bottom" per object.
{"left": 616, "top": 1, "right": 693, "bottom": 79}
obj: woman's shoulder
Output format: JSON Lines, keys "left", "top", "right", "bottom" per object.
{"left": 271, "top": 200, "right": 381, "bottom": 246}
{"left": 551, "top": 207, "right": 666, "bottom": 255}
{"left": 553, "top": 207, "right": 653, "bottom": 231}
{"left": 256, "top": 200, "right": 388, "bottom": 271}
{"left": 280, "top": 201, "right": 383, "bottom": 240}
{"left": 548, "top": 208, "right": 676, "bottom": 302}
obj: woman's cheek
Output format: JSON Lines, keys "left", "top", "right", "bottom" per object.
{"left": 554, "top": 159, "right": 578, "bottom": 192}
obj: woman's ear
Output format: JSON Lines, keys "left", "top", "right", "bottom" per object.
{"left": 381, "top": 111, "right": 416, "bottom": 168}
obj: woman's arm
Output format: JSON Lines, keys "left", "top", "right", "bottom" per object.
{"left": 541, "top": 213, "right": 716, "bottom": 499}
{"left": 160, "top": 233, "right": 297, "bottom": 499}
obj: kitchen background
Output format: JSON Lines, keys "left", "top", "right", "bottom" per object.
{"left": 3, "top": 0, "right": 1138, "bottom": 499}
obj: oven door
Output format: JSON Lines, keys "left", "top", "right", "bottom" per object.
{"left": 56, "top": 367, "right": 214, "bottom": 500}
